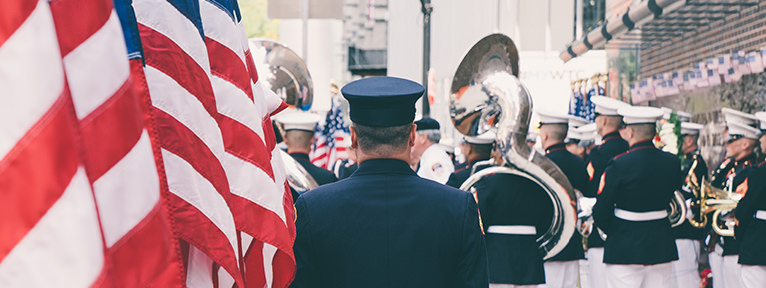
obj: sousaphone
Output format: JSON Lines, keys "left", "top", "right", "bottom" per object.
{"left": 249, "top": 39, "right": 319, "bottom": 192}
{"left": 450, "top": 34, "right": 576, "bottom": 259}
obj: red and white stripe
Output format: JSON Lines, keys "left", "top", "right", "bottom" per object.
{"left": 0, "top": 0, "right": 103, "bottom": 286}
{"left": 48, "top": 0, "right": 185, "bottom": 285}
{"left": 200, "top": 1, "right": 295, "bottom": 286}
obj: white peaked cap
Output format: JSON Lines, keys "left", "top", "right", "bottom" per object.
{"left": 618, "top": 106, "right": 664, "bottom": 125}
{"left": 569, "top": 116, "right": 590, "bottom": 129}
{"left": 536, "top": 110, "right": 570, "bottom": 125}
{"left": 592, "top": 96, "right": 631, "bottom": 116}
{"left": 680, "top": 122, "right": 704, "bottom": 135}
{"left": 273, "top": 109, "right": 322, "bottom": 131}
{"left": 722, "top": 107, "right": 757, "bottom": 127}
{"left": 727, "top": 121, "right": 760, "bottom": 140}
{"left": 754, "top": 111, "right": 766, "bottom": 130}
{"left": 465, "top": 131, "right": 496, "bottom": 145}
{"left": 573, "top": 123, "right": 597, "bottom": 141}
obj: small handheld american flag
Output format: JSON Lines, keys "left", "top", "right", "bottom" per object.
{"left": 311, "top": 95, "right": 351, "bottom": 169}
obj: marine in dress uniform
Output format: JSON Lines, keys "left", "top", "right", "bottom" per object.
{"left": 446, "top": 131, "right": 495, "bottom": 189}
{"left": 474, "top": 166, "right": 553, "bottom": 287}
{"left": 290, "top": 77, "right": 489, "bottom": 288}
{"left": 671, "top": 122, "right": 708, "bottom": 288}
{"left": 735, "top": 111, "right": 766, "bottom": 288}
{"left": 708, "top": 108, "right": 759, "bottom": 288}
{"left": 274, "top": 110, "right": 338, "bottom": 202}
{"left": 536, "top": 111, "right": 589, "bottom": 288}
{"left": 564, "top": 117, "right": 593, "bottom": 161}
{"left": 583, "top": 96, "right": 630, "bottom": 288}
{"left": 592, "top": 106, "right": 680, "bottom": 288}
{"left": 412, "top": 117, "right": 455, "bottom": 184}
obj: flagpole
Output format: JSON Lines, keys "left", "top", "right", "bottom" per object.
{"left": 420, "top": 0, "right": 432, "bottom": 117}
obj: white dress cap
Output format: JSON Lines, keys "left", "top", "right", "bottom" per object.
{"left": 573, "top": 123, "right": 597, "bottom": 141}
{"left": 617, "top": 106, "right": 664, "bottom": 125}
{"left": 591, "top": 96, "right": 631, "bottom": 116}
{"left": 680, "top": 122, "right": 704, "bottom": 135}
{"left": 568, "top": 116, "right": 590, "bottom": 129}
{"left": 721, "top": 107, "right": 757, "bottom": 127}
{"left": 273, "top": 109, "right": 322, "bottom": 132}
{"left": 536, "top": 110, "right": 570, "bottom": 126}
{"left": 661, "top": 107, "right": 691, "bottom": 122}
{"left": 465, "top": 131, "right": 496, "bottom": 145}
{"left": 754, "top": 111, "right": 766, "bottom": 130}
{"left": 727, "top": 121, "right": 760, "bottom": 140}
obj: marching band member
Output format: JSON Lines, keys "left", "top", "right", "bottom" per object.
{"left": 583, "top": 96, "right": 630, "bottom": 288}
{"left": 671, "top": 122, "right": 708, "bottom": 288}
{"left": 734, "top": 111, "right": 766, "bottom": 288}
{"left": 708, "top": 108, "right": 759, "bottom": 288}
{"left": 446, "top": 131, "right": 495, "bottom": 188}
{"left": 537, "top": 111, "right": 589, "bottom": 288}
{"left": 412, "top": 117, "right": 455, "bottom": 184}
{"left": 274, "top": 110, "right": 338, "bottom": 201}
{"left": 592, "top": 106, "right": 680, "bottom": 288}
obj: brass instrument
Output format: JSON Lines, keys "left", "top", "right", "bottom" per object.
{"left": 450, "top": 34, "right": 576, "bottom": 260}
{"left": 686, "top": 169, "right": 740, "bottom": 236}
{"left": 249, "top": 38, "right": 319, "bottom": 192}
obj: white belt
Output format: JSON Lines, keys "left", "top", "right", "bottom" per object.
{"left": 756, "top": 210, "right": 766, "bottom": 221}
{"left": 614, "top": 208, "right": 668, "bottom": 221}
{"left": 487, "top": 225, "right": 537, "bottom": 235}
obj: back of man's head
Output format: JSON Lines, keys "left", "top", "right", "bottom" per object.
{"left": 285, "top": 130, "right": 314, "bottom": 153}
{"left": 354, "top": 123, "right": 413, "bottom": 157}
{"left": 540, "top": 124, "right": 568, "bottom": 146}
{"left": 628, "top": 123, "right": 656, "bottom": 142}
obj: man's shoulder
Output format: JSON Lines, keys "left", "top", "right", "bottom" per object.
{"left": 302, "top": 172, "right": 470, "bottom": 203}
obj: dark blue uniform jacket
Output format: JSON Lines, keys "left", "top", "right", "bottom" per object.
{"left": 585, "top": 131, "right": 629, "bottom": 248}
{"left": 290, "top": 159, "right": 489, "bottom": 288}
{"left": 546, "top": 143, "right": 588, "bottom": 262}
{"left": 446, "top": 158, "right": 491, "bottom": 189}
{"left": 475, "top": 172, "right": 552, "bottom": 285}
{"left": 593, "top": 140, "right": 680, "bottom": 265}
{"left": 736, "top": 162, "right": 766, "bottom": 265}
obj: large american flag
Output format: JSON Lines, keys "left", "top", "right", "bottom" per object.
{"left": 311, "top": 95, "right": 350, "bottom": 169}
{"left": 0, "top": 0, "right": 295, "bottom": 286}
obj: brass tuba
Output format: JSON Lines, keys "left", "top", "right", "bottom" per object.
{"left": 687, "top": 173, "right": 740, "bottom": 237}
{"left": 249, "top": 38, "right": 319, "bottom": 192}
{"left": 450, "top": 34, "right": 576, "bottom": 259}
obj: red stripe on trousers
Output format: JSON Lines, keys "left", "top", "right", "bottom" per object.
{"left": 138, "top": 24, "right": 218, "bottom": 117}
{"left": 0, "top": 95, "right": 80, "bottom": 262}
{"left": 0, "top": 0, "right": 37, "bottom": 46}
{"left": 217, "top": 115, "right": 274, "bottom": 180}
{"left": 153, "top": 108, "right": 231, "bottom": 197}
{"left": 205, "top": 37, "right": 253, "bottom": 102}
{"left": 165, "top": 192, "right": 243, "bottom": 286}
{"left": 105, "top": 203, "right": 184, "bottom": 287}
{"left": 49, "top": 0, "right": 111, "bottom": 56}
{"left": 78, "top": 79, "right": 144, "bottom": 181}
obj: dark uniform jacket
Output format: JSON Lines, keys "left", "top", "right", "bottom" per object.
{"left": 709, "top": 154, "right": 756, "bottom": 256}
{"left": 593, "top": 140, "right": 680, "bottom": 265}
{"left": 446, "top": 158, "right": 491, "bottom": 189}
{"left": 331, "top": 159, "right": 358, "bottom": 180}
{"left": 673, "top": 150, "right": 708, "bottom": 240}
{"left": 475, "top": 172, "right": 552, "bottom": 285}
{"left": 546, "top": 143, "right": 588, "bottom": 262}
{"left": 585, "top": 131, "right": 629, "bottom": 248}
{"left": 290, "top": 153, "right": 338, "bottom": 202}
{"left": 290, "top": 159, "right": 489, "bottom": 288}
{"left": 735, "top": 162, "right": 766, "bottom": 265}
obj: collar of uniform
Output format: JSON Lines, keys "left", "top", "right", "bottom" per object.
{"left": 289, "top": 152, "right": 311, "bottom": 162}
{"left": 685, "top": 149, "right": 699, "bottom": 158}
{"left": 629, "top": 140, "right": 654, "bottom": 151}
{"left": 354, "top": 158, "right": 418, "bottom": 176}
{"left": 736, "top": 153, "right": 757, "bottom": 169}
{"left": 602, "top": 131, "right": 621, "bottom": 143}
{"left": 545, "top": 142, "right": 566, "bottom": 154}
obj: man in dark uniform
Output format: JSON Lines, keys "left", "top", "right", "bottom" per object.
{"left": 583, "top": 96, "right": 630, "bottom": 288}
{"left": 707, "top": 108, "right": 759, "bottom": 288}
{"left": 735, "top": 111, "right": 766, "bottom": 288}
{"left": 274, "top": 110, "right": 338, "bottom": 201}
{"left": 671, "top": 122, "right": 708, "bottom": 288}
{"left": 290, "top": 76, "right": 488, "bottom": 288}
{"left": 536, "top": 111, "right": 589, "bottom": 288}
{"left": 474, "top": 163, "right": 553, "bottom": 287}
{"left": 446, "top": 131, "right": 495, "bottom": 189}
{"left": 593, "top": 106, "right": 680, "bottom": 288}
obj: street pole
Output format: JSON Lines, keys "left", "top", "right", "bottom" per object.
{"left": 421, "top": 0, "right": 432, "bottom": 117}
